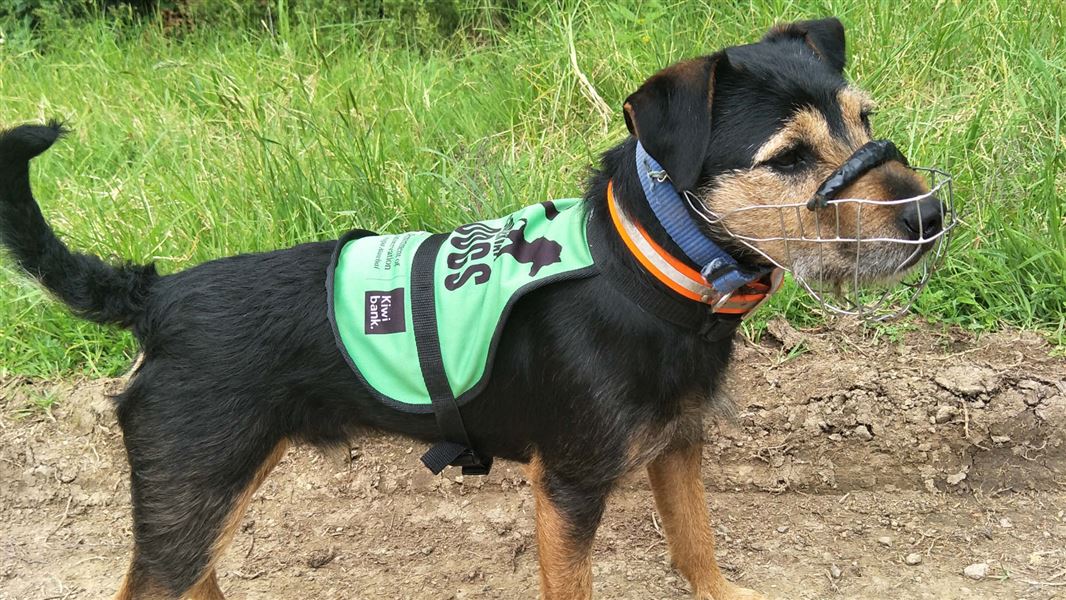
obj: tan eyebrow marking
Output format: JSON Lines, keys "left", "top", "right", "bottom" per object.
{"left": 838, "top": 87, "right": 876, "bottom": 143}
{"left": 841, "top": 87, "right": 876, "bottom": 113}
{"left": 752, "top": 107, "right": 837, "bottom": 164}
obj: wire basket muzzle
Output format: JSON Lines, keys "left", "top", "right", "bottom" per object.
{"left": 687, "top": 167, "right": 957, "bottom": 321}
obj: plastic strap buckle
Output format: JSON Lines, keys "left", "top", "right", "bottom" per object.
{"left": 420, "top": 442, "right": 494, "bottom": 476}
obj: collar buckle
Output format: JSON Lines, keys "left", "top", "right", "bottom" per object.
{"left": 710, "top": 290, "right": 736, "bottom": 310}
{"left": 647, "top": 168, "right": 669, "bottom": 183}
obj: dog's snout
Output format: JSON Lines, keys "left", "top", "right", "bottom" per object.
{"left": 899, "top": 195, "right": 943, "bottom": 239}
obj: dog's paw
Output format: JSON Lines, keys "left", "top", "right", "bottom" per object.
{"left": 725, "top": 586, "right": 766, "bottom": 600}
{"left": 698, "top": 582, "right": 767, "bottom": 600}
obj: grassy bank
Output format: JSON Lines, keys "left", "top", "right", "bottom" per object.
{"left": 1, "top": 0, "right": 1063, "bottom": 378}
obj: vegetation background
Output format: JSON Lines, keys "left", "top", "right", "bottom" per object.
{"left": 0, "top": 0, "right": 1063, "bottom": 378}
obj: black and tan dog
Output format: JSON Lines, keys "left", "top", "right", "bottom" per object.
{"left": 0, "top": 18, "right": 943, "bottom": 600}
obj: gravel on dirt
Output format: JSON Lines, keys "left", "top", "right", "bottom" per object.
{"left": 1, "top": 326, "right": 1063, "bottom": 600}
{"left": 964, "top": 563, "right": 990, "bottom": 580}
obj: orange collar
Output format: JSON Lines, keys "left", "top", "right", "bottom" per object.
{"left": 606, "top": 181, "right": 782, "bottom": 317}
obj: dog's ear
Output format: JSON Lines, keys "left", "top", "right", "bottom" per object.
{"left": 763, "top": 17, "right": 846, "bottom": 73}
{"left": 623, "top": 52, "right": 726, "bottom": 192}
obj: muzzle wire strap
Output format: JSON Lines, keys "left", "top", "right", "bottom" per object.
{"left": 634, "top": 141, "right": 766, "bottom": 295}
{"left": 808, "top": 139, "right": 910, "bottom": 210}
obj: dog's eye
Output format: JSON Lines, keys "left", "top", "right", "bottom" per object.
{"left": 763, "top": 147, "right": 808, "bottom": 173}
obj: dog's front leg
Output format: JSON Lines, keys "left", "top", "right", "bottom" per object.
{"left": 647, "top": 443, "right": 765, "bottom": 600}
{"left": 526, "top": 454, "right": 611, "bottom": 600}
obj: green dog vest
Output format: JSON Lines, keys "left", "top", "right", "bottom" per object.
{"left": 328, "top": 199, "right": 597, "bottom": 412}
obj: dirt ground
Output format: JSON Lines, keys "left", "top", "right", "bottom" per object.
{"left": 1, "top": 322, "right": 1064, "bottom": 600}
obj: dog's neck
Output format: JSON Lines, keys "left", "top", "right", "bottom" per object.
{"left": 582, "top": 138, "right": 780, "bottom": 334}
{"left": 587, "top": 138, "right": 768, "bottom": 270}
{"left": 588, "top": 140, "right": 770, "bottom": 286}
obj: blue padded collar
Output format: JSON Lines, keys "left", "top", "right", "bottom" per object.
{"left": 634, "top": 141, "right": 765, "bottom": 295}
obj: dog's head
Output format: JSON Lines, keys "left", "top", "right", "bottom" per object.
{"left": 623, "top": 18, "right": 950, "bottom": 293}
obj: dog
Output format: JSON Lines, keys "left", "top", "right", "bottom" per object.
{"left": 0, "top": 17, "right": 944, "bottom": 600}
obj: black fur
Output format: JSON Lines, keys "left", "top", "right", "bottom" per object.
{"left": 763, "top": 17, "right": 847, "bottom": 73}
{"left": 0, "top": 121, "right": 158, "bottom": 329}
{"left": 2, "top": 19, "right": 881, "bottom": 598}
{"left": 623, "top": 52, "right": 726, "bottom": 192}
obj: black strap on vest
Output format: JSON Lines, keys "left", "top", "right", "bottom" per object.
{"left": 410, "top": 234, "right": 493, "bottom": 476}
{"left": 588, "top": 214, "right": 742, "bottom": 342}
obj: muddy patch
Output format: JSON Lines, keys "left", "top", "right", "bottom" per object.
{"left": 1, "top": 326, "right": 1064, "bottom": 599}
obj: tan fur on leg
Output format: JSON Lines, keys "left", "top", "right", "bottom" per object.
{"left": 526, "top": 455, "right": 595, "bottom": 600}
{"left": 190, "top": 440, "right": 290, "bottom": 599}
{"left": 112, "top": 567, "right": 168, "bottom": 600}
{"left": 183, "top": 569, "right": 226, "bottom": 600}
{"left": 647, "top": 443, "right": 764, "bottom": 600}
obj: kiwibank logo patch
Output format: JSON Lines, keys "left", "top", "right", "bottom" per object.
{"left": 365, "top": 288, "right": 405, "bottom": 334}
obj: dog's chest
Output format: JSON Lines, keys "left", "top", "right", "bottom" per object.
{"left": 327, "top": 199, "right": 598, "bottom": 412}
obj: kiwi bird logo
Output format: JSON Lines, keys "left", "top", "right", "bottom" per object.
{"left": 495, "top": 218, "right": 563, "bottom": 277}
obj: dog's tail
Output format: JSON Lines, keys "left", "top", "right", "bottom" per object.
{"left": 0, "top": 121, "right": 157, "bottom": 328}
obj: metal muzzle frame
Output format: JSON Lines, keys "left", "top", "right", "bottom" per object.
{"left": 686, "top": 140, "right": 957, "bottom": 321}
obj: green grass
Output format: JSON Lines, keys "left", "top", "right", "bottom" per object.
{"left": 11, "top": 386, "right": 60, "bottom": 419}
{"left": 0, "top": 0, "right": 1063, "bottom": 378}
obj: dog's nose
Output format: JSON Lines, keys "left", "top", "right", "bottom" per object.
{"left": 899, "top": 195, "right": 943, "bottom": 240}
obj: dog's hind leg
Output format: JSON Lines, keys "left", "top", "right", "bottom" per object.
{"left": 112, "top": 395, "right": 289, "bottom": 600}
{"left": 183, "top": 570, "right": 226, "bottom": 600}
{"left": 646, "top": 442, "right": 765, "bottom": 600}
{"left": 114, "top": 567, "right": 226, "bottom": 600}
{"left": 525, "top": 454, "right": 614, "bottom": 600}
{"left": 115, "top": 439, "right": 289, "bottom": 599}
{"left": 188, "top": 440, "right": 287, "bottom": 599}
